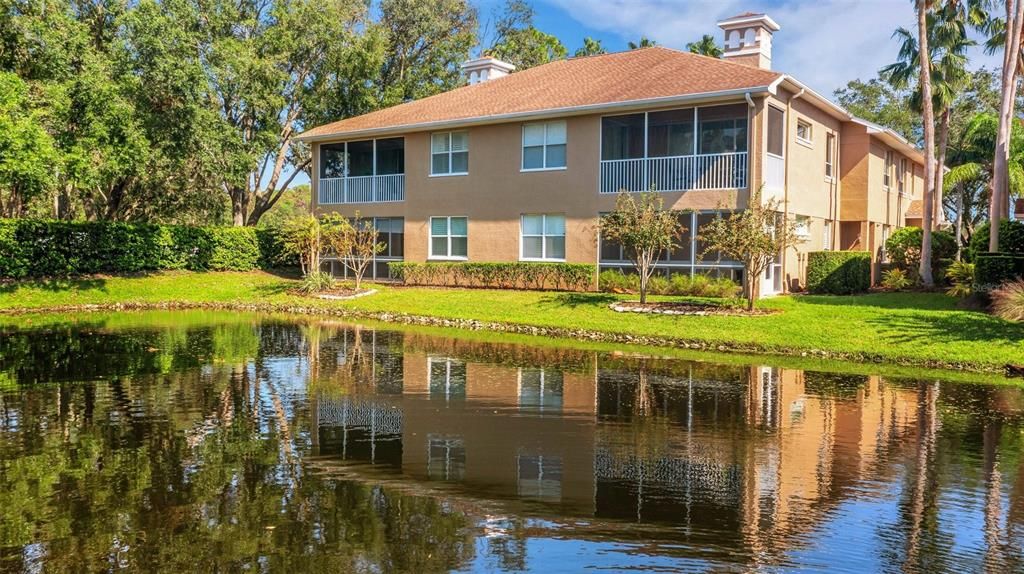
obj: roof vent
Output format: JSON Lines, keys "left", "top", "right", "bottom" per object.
{"left": 717, "top": 12, "right": 780, "bottom": 70}
{"left": 462, "top": 56, "right": 516, "bottom": 85}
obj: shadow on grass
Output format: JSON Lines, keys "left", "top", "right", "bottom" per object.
{"left": 252, "top": 279, "right": 295, "bottom": 298}
{"left": 792, "top": 292, "right": 960, "bottom": 311}
{"left": 0, "top": 276, "right": 108, "bottom": 295}
{"left": 865, "top": 311, "right": 1024, "bottom": 346}
{"left": 537, "top": 292, "right": 618, "bottom": 308}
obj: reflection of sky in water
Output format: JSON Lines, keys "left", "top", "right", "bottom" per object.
{"left": 1, "top": 312, "right": 1022, "bottom": 573}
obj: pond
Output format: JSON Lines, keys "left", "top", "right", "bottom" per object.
{"left": 1, "top": 311, "right": 1023, "bottom": 573}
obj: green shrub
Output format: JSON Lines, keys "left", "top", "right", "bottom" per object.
{"left": 974, "top": 252, "right": 1024, "bottom": 291}
{"left": 206, "top": 227, "right": 260, "bottom": 271}
{"left": 598, "top": 269, "right": 740, "bottom": 298}
{"left": 968, "top": 220, "right": 1024, "bottom": 260}
{"left": 806, "top": 251, "right": 872, "bottom": 295}
{"left": 0, "top": 219, "right": 292, "bottom": 277}
{"left": 298, "top": 270, "right": 335, "bottom": 294}
{"left": 647, "top": 275, "right": 670, "bottom": 295}
{"left": 885, "top": 227, "right": 957, "bottom": 273}
{"left": 945, "top": 261, "right": 975, "bottom": 298}
{"left": 991, "top": 279, "right": 1024, "bottom": 321}
{"left": 881, "top": 268, "right": 913, "bottom": 291}
{"left": 598, "top": 269, "right": 638, "bottom": 292}
{"left": 391, "top": 262, "right": 596, "bottom": 291}
{"left": 255, "top": 227, "right": 299, "bottom": 268}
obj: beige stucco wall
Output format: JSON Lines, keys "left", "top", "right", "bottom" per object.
{"left": 312, "top": 99, "right": 754, "bottom": 267}
{"left": 309, "top": 91, "right": 922, "bottom": 290}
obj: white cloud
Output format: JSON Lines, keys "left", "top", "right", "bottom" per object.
{"left": 544, "top": 0, "right": 1001, "bottom": 95}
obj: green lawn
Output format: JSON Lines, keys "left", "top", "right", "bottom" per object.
{"left": 1, "top": 270, "right": 1022, "bottom": 371}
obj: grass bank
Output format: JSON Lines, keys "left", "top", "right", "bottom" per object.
{"left": 1, "top": 270, "right": 1021, "bottom": 373}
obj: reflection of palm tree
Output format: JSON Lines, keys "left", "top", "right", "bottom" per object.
{"left": 983, "top": 418, "right": 1005, "bottom": 571}
{"left": 903, "top": 381, "right": 941, "bottom": 571}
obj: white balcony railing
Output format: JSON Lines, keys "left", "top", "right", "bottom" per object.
{"left": 599, "top": 152, "right": 748, "bottom": 194}
{"left": 318, "top": 174, "right": 405, "bottom": 204}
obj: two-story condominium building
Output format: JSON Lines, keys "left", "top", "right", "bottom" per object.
{"left": 297, "top": 12, "right": 926, "bottom": 294}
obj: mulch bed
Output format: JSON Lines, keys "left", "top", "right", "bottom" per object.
{"left": 610, "top": 301, "right": 778, "bottom": 316}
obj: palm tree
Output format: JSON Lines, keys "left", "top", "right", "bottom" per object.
{"left": 628, "top": 36, "right": 657, "bottom": 50}
{"left": 987, "top": 0, "right": 1024, "bottom": 250}
{"left": 881, "top": 6, "right": 975, "bottom": 231}
{"left": 686, "top": 34, "right": 722, "bottom": 57}
{"left": 573, "top": 36, "right": 606, "bottom": 57}
{"left": 916, "top": 0, "right": 938, "bottom": 287}
{"left": 944, "top": 112, "right": 1024, "bottom": 246}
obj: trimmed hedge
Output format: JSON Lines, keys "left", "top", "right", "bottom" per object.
{"left": 968, "top": 220, "right": 1024, "bottom": 261}
{"left": 885, "top": 226, "right": 957, "bottom": 272}
{"left": 806, "top": 251, "right": 872, "bottom": 295}
{"left": 0, "top": 219, "right": 290, "bottom": 278}
{"left": 391, "top": 262, "right": 596, "bottom": 291}
{"left": 974, "top": 252, "right": 1024, "bottom": 291}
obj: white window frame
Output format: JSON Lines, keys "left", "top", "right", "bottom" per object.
{"left": 521, "top": 121, "right": 567, "bottom": 172}
{"left": 430, "top": 131, "right": 469, "bottom": 177}
{"left": 794, "top": 215, "right": 811, "bottom": 238}
{"left": 898, "top": 157, "right": 907, "bottom": 195}
{"left": 796, "top": 119, "right": 813, "bottom": 147}
{"left": 428, "top": 216, "right": 468, "bottom": 260}
{"left": 825, "top": 133, "right": 835, "bottom": 181}
{"left": 519, "top": 214, "right": 566, "bottom": 262}
{"left": 823, "top": 220, "right": 833, "bottom": 251}
{"left": 883, "top": 150, "right": 893, "bottom": 189}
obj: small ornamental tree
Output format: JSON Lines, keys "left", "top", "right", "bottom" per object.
{"left": 280, "top": 215, "right": 322, "bottom": 277}
{"left": 599, "top": 191, "right": 686, "bottom": 304}
{"left": 324, "top": 212, "right": 386, "bottom": 290}
{"left": 698, "top": 187, "right": 803, "bottom": 310}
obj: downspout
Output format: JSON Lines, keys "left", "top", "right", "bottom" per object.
{"left": 745, "top": 92, "right": 756, "bottom": 301}
{"left": 782, "top": 88, "right": 804, "bottom": 292}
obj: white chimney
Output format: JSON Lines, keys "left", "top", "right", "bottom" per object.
{"left": 716, "top": 12, "right": 780, "bottom": 70}
{"left": 461, "top": 56, "right": 516, "bottom": 85}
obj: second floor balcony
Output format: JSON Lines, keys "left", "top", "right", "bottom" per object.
{"left": 599, "top": 104, "right": 749, "bottom": 194}
{"left": 319, "top": 137, "right": 405, "bottom": 204}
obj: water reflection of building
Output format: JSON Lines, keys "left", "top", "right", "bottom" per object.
{"left": 307, "top": 330, "right": 939, "bottom": 563}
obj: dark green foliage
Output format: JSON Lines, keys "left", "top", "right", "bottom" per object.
{"left": 598, "top": 269, "right": 740, "bottom": 298}
{"left": 0, "top": 219, "right": 291, "bottom": 277}
{"left": 391, "top": 262, "right": 596, "bottom": 291}
{"left": 885, "top": 227, "right": 957, "bottom": 271}
{"left": 974, "top": 252, "right": 1024, "bottom": 291}
{"left": 806, "top": 251, "right": 872, "bottom": 295}
{"left": 968, "top": 220, "right": 1024, "bottom": 260}
{"left": 256, "top": 227, "right": 299, "bottom": 268}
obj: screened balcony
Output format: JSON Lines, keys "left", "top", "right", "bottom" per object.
{"left": 319, "top": 138, "right": 405, "bottom": 204}
{"left": 599, "top": 104, "right": 748, "bottom": 194}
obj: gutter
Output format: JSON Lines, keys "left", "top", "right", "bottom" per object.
{"left": 297, "top": 85, "right": 777, "bottom": 143}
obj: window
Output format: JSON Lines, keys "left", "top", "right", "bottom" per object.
{"left": 517, "top": 454, "right": 562, "bottom": 500}
{"left": 883, "top": 150, "right": 893, "bottom": 188}
{"left": 429, "top": 216, "right": 468, "bottom": 259}
{"left": 898, "top": 158, "right": 907, "bottom": 194}
{"left": 767, "top": 106, "right": 785, "bottom": 157}
{"left": 601, "top": 113, "right": 646, "bottom": 160}
{"left": 823, "top": 220, "right": 833, "bottom": 251}
{"left": 795, "top": 215, "right": 810, "bottom": 238}
{"left": 431, "top": 131, "right": 468, "bottom": 175}
{"left": 428, "top": 436, "right": 465, "bottom": 481}
{"left": 522, "top": 121, "right": 567, "bottom": 170}
{"left": 698, "top": 104, "right": 748, "bottom": 154}
{"left": 796, "top": 119, "right": 812, "bottom": 144}
{"left": 519, "top": 368, "right": 563, "bottom": 412}
{"left": 825, "top": 133, "right": 835, "bottom": 179}
{"left": 648, "top": 108, "right": 695, "bottom": 157}
{"left": 521, "top": 214, "right": 565, "bottom": 260}
{"left": 428, "top": 357, "right": 466, "bottom": 401}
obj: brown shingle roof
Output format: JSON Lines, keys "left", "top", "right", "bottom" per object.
{"left": 299, "top": 47, "right": 782, "bottom": 140}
